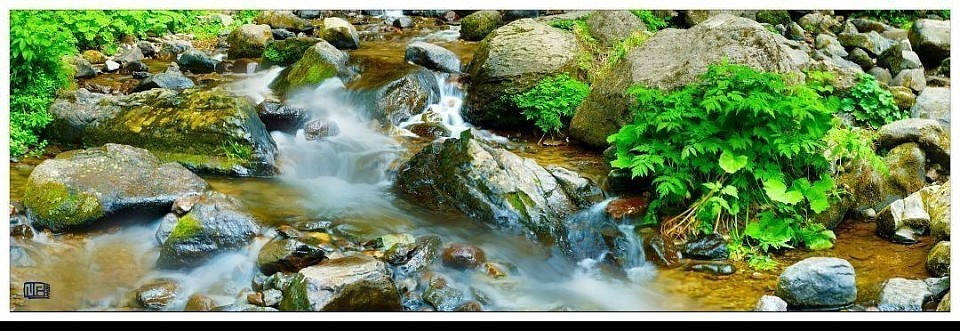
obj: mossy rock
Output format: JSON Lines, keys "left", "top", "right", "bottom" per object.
{"left": 460, "top": 11, "right": 503, "bottom": 41}
{"left": 23, "top": 144, "right": 208, "bottom": 232}
{"left": 260, "top": 37, "right": 321, "bottom": 67}
{"left": 83, "top": 88, "right": 278, "bottom": 176}
{"left": 927, "top": 241, "right": 950, "bottom": 277}
{"left": 227, "top": 24, "right": 274, "bottom": 59}
{"left": 269, "top": 40, "right": 349, "bottom": 97}
{"left": 157, "top": 190, "right": 261, "bottom": 269}
{"left": 755, "top": 10, "right": 792, "bottom": 26}
{"left": 278, "top": 255, "right": 401, "bottom": 311}
{"left": 255, "top": 10, "right": 311, "bottom": 32}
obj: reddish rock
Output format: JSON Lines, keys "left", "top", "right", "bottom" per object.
{"left": 441, "top": 243, "right": 486, "bottom": 269}
{"left": 605, "top": 194, "right": 651, "bottom": 220}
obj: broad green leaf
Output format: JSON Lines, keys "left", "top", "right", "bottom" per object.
{"left": 763, "top": 179, "right": 803, "bottom": 205}
{"left": 720, "top": 185, "right": 739, "bottom": 198}
{"left": 718, "top": 150, "right": 748, "bottom": 174}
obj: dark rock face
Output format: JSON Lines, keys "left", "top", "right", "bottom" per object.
{"left": 176, "top": 49, "right": 225, "bottom": 74}
{"left": 272, "top": 29, "right": 296, "bottom": 40}
{"left": 775, "top": 257, "right": 857, "bottom": 309}
{"left": 22, "top": 144, "right": 208, "bottom": 232}
{"left": 257, "top": 101, "right": 310, "bottom": 134}
{"left": 441, "top": 243, "right": 486, "bottom": 269}
{"left": 279, "top": 255, "right": 402, "bottom": 311}
{"left": 689, "top": 262, "right": 736, "bottom": 276}
{"left": 156, "top": 190, "right": 261, "bottom": 269}
{"left": 682, "top": 234, "right": 729, "bottom": 260}
{"left": 405, "top": 42, "right": 461, "bottom": 74}
{"left": 374, "top": 68, "right": 440, "bottom": 126}
{"left": 133, "top": 63, "right": 195, "bottom": 93}
{"left": 257, "top": 236, "right": 328, "bottom": 275}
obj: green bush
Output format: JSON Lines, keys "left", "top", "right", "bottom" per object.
{"left": 629, "top": 10, "right": 669, "bottom": 31}
{"left": 511, "top": 74, "right": 590, "bottom": 136}
{"left": 607, "top": 63, "right": 838, "bottom": 251}
{"left": 842, "top": 73, "right": 903, "bottom": 129}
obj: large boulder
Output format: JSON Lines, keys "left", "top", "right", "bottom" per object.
{"left": 877, "top": 40, "right": 922, "bottom": 76}
{"left": 927, "top": 241, "right": 950, "bottom": 277}
{"left": 227, "top": 24, "right": 274, "bottom": 59}
{"left": 257, "top": 236, "right": 328, "bottom": 276}
{"left": 156, "top": 190, "right": 261, "bottom": 268}
{"left": 260, "top": 37, "right": 321, "bottom": 67}
{"left": 255, "top": 10, "right": 311, "bottom": 32}
{"left": 877, "top": 277, "right": 948, "bottom": 311}
{"left": 838, "top": 31, "right": 895, "bottom": 56}
{"left": 460, "top": 10, "right": 502, "bottom": 41}
{"left": 374, "top": 68, "right": 441, "bottom": 126}
{"left": 586, "top": 10, "right": 646, "bottom": 46}
{"left": 23, "top": 144, "right": 208, "bottom": 232}
{"left": 83, "top": 88, "right": 279, "bottom": 176}
{"left": 279, "top": 255, "right": 401, "bottom": 311}
{"left": 133, "top": 63, "right": 195, "bottom": 93}
{"left": 878, "top": 119, "right": 950, "bottom": 168}
{"left": 176, "top": 49, "right": 224, "bottom": 74}
{"left": 570, "top": 14, "right": 811, "bottom": 148}
{"left": 396, "top": 130, "right": 594, "bottom": 244}
{"left": 921, "top": 182, "right": 951, "bottom": 242}
{"left": 775, "top": 257, "right": 857, "bottom": 309}
{"left": 47, "top": 89, "right": 119, "bottom": 145}
{"left": 269, "top": 41, "right": 349, "bottom": 97}
{"left": 319, "top": 17, "right": 360, "bottom": 50}
{"left": 911, "top": 87, "right": 951, "bottom": 130}
{"left": 684, "top": 10, "right": 757, "bottom": 27}
{"left": 116, "top": 46, "right": 145, "bottom": 67}
{"left": 908, "top": 19, "right": 950, "bottom": 66}
{"left": 405, "top": 42, "right": 461, "bottom": 74}
{"left": 464, "top": 19, "right": 583, "bottom": 128}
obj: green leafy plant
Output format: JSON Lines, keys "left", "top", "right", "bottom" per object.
{"left": 222, "top": 142, "right": 253, "bottom": 161}
{"left": 841, "top": 73, "right": 903, "bottom": 128}
{"left": 607, "top": 63, "right": 837, "bottom": 251}
{"left": 747, "top": 253, "right": 778, "bottom": 271}
{"left": 511, "top": 74, "right": 590, "bottom": 142}
{"left": 823, "top": 120, "right": 888, "bottom": 176}
{"left": 854, "top": 10, "right": 948, "bottom": 30}
{"left": 629, "top": 10, "right": 670, "bottom": 31}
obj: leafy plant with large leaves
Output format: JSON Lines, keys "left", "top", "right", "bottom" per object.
{"left": 607, "top": 63, "right": 839, "bottom": 251}
{"left": 842, "top": 73, "right": 903, "bottom": 129}
{"left": 510, "top": 74, "right": 590, "bottom": 140}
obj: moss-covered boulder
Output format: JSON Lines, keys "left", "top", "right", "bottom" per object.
{"left": 586, "top": 10, "right": 646, "bottom": 46}
{"left": 279, "top": 255, "right": 401, "bottom": 311}
{"left": 396, "top": 129, "right": 598, "bottom": 244}
{"left": 318, "top": 17, "right": 359, "bottom": 50}
{"left": 23, "top": 144, "right": 208, "bottom": 232}
{"left": 83, "top": 88, "right": 279, "bottom": 176}
{"left": 921, "top": 181, "right": 951, "bottom": 242}
{"left": 755, "top": 10, "right": 792, "bottom": 26}
{"left": 878, "top": 118, "right": 950, "bottom": 168}
{"left": 460, "top": 10, "right": 503, "bottom": 41}
{"left": 927, "top": 241, "right": 950, "bottom": 277}
{"left": 269, "top": 40, "right": 350, "bottom": 97}
{"left": 464, "top": 19, "right": 583, "bottom": 128}
{"left": 260, "top": 37, "right": 321, "bottom": 67}
{"left": 569, "top": 14, "right": 811, "bottom": 148}
{"left": 156, "top": 190, "right": 261, "bottom": 268}
{"left": 255, "top": 10, "right": 311, "bottom": 32}
{"left": 227, "top": 24, "right": 274, "bottom": 59}
{"left": 47, "top": 89, "right": 120, "bottom": 145}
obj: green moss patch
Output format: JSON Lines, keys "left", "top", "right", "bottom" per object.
{"left": 24, "top": 181, "right": 104, "bottom": 230}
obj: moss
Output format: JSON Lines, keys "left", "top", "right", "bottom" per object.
{"left": 278, "top": 273, "right": 310, "bottom": 311}
{"left": 154, "top": 151, "right": 245, "bottom": 175}
{"left": 260, "top": 38, "right": 321, "bottom": 67}
{"left": 461, "top": 11, "right": 503, "bottom": 41}
{"left": 270, "top": 56, "right": 338, "bottom": 96}
{"left": 168, "top": 213, "right": 203, "bottom": 242}
{"left": 755, "top": 10, "right": 792, "bottom": 26}
{"left": 23, "top": 181, "right": 104, "bottom": 230}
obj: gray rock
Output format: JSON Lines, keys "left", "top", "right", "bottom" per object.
{"left": 797, "top": 13, "right": 842, "bottom": 35}
{"left": 137, "top": 41, "right": 157, "bottom": 57}
{"left": 850, "top": 18, "right": 890, "bottom": 33}
{"left": 927, "top": 241, "right": 950, "bottom": 277}
{"left": 878, "top": 119, "right": 950, "bottom": 168}
{"left": 256, "top": 101, "right": 309, "bottom": 134}
{"left": 570, "top": 14, "right": 811, "bottom": 148}
{"left": 911, "top": 87, "right": 951, "bottom": 130}
{"left": 838, "top": 31, "right": 895, "bottom": 56}
{"left": 546, "top": 166, "right": 605, "bottom": 208}
{"left": 586, "top": 10, "right": 646, "bottom": 46}
{"left": 460, "top": 11, "right": 503, "bottom": 41}
{"left": 319, "top": 17, "right": 359, "bottom": 50}
{"left": 136, "top": 278, "right": 181, "bottom": 310}
{"left": 104, "top": 60, "right": 120, "bottom": 72}
{"left": 257, "top": 236, "right": 327, "bottom": 275}
{"left": 133, "top": 63, "right": 195, "bottom": 92}
{"left": 272, "top": 28, "right": 295, "bottom": 40}
{"left": 424, "top": 286, "right": 463, "bottom": 311}
{"left": 262, "top": 289, "right": 283, "bottom": 307}
{"left": 775, "top": 257, "right": 857, "bottom": 309}
{"left": 22, "top": 144, "right": 208, "bottom": 232}
{"left": 394, "top": 235, "right": 442, "bottom": 276}
{"left": 683, "top": 234, "right": 728, "bottom": 260}
{"left": 846, "top": 47, "right": 874, "bottom": 70}
{"left": 294, "top": 10, "right": 322, "bottom": 20}
{"left": 866, "top": 66, "right": 891, "bottom": 83}
{"left": 786, "top": 22, "right": 805, "bottom": 41}
{"left": 754, "top": 295, "right": 788, "bottom": 311}
{"left": 303, "top": 119, "right": 341, "bottom": 141}
{"left": 815, "top": 34, "right": 848, "bottom": 58}
{"left": 464, "top": 18, "right": 583, "bottom": 128}
{"left": 891, "top": 68, "right": 927, "bottom": 92}
{"left": 47, "top": 89, "right": 116, "bottom": 144}
{"left": 374, "top": 68, "right": 440, "bottom": 126}
{"left": 159, "top": 39, "right": 193, "bottom": 60}
{"left": 909, "top": 19, "right": 951, "bottom": 65}
{"left": 157, "top": 190, "right": 261, "bottom": 268}
{"left": 878, "top": 40, "right": 922, "bottom": 75}
{"left": 279, "top": 255, "right": 401, "bottom": 311}
{"left": 156, "top": 213, "right": 179, "bottom": 244}
{"left": 926, "top": 277, "right": 950, "bottom": 299}
{"left": 684, "top": 10, "right": 757, "bottom": 27}
{"left": 392, "top": 16, "right": 414, "bottom": 29}
{"left": 117, "top": 46, "right": 144, "bottom": 67}
{"left": 176, "top": 49, "right": 224, "bottom": 74}
{"left": 876, "top": 192, "right": 929, "bottom": 243}
{"left": 227, "top": 24, "right": 274, "bottom": 59}
{"left": 877, "top": 277, "right": 940, "bottom": 311}
{"left": 73, "top": 56, "right": 97, "bottom": 79}
{"left": 405, "top": 41, "right": 461, "bottom": 74}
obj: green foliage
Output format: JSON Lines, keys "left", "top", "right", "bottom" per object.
{"left": 629, "top": 10, "right": 669, "bottom": 31}
{"left": 854, "top": 10, "right": 948, "bottom": 29}
{"left": 841, "top": 73, "right": 903, "bottom": 128}
{"left": 600, "top": 31, "right": 648, "bottom": 74}
{"left": 823, "top": 120, "right": 888, "bottom": 176}
{"left": 549, "top": 18, "right": 580, "bottom": 30}
{"left": 510, "top": 74, "right": 590, "bottom": 135}
{"left": 747, "top": 253, "right": 778, "bottom": 271}
{"left": 222, "top": 142, "right": 253, "bottom": 161}
{"left": 607, "top": 63, "right": 837, "bottom": 251}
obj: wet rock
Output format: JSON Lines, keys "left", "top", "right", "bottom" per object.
{"left": 878, "top": 119, "right": 950, "bottom": 168}
{"left": 137, "top": 41, "right": 157, "bottom": 58}
{"left": 269, "top": 40, "right": 349, "bottom": 96}
{"left": 396, "top": 235, "right": 442, "bottom": 275}
{"left": 279, "top": 255, "right": 402, "bottom": 311}
{"left": 158, "top": 39, "right": 193, "bottom": 60}
{"left": 838, "top": 31, "right": 894, "bottom": 56}
{"left": 911, "top": 87, "right": 951, "bottom": 130}
{"left": 927, "top": 241, "right": 950, "bottom": 277}
{"left": 407, "top": 122, "right": 450, "bottom": 139}
{"left": 260, "top": 37, "right": 321, "bottom": 67}
{"left": 682, "top": 234, "right": 728, "bottom": 260}
{"left": 136, "top": 278, "right": 181, "bottom": 310}
{"left": 393, "top": 16, "right": 414, "bottom": 29}
{"left": 258, "top": 237, "right": 327, "bottom": 275}
{"left": 754, "top": 295, "right": 788, "bottom": 312}
{"left": 22, "top": 144, "right": 207, "bottom": 231}
{"left": 423, "top": 286, "right": 463, "bottom": 311}
{"left": 73, "top": 56, "right": 96, "bottom": 79}
{"left": 586, "top": 10, "right": 646, "bottom": 46}
{"left": 877, "top": 277, "right": 943, "bottom": 311}
{"left": 117, "top": 46, "right": 144, "bottom": 67}
{"left": 775, "top": 257, "right": 857, "bottom": 309}
{"left": 546, "top": 166, "right": 605, "bottom": 208}
{"left": 319, "top": 17, "right": 359, "bottom": 50}
{"left": 184, "top": 293, "right": 216, "bottom": 311}
{"left": 921, "top": 182, "right": 951, "bottom": 242}
{"left": 156, "top": 213, "right": 179, "bottom": 244}
{"left": 396, "top": 130, "right": 586, "bottom": 243}
{"left": 405, "top": 42, "right": 461, "bottom": 74}
{"left": 570, "top": 14, "right": 811, "bottom": 148}
{"left": 938, "top": 292, "right": 951, "bottom": 311}
{"left": 460, "top": 11, "right": 502, "bottom": 41}
{"left": 644, "top": 234, "right": 681, "bottom": 267}
{"left": 176, "top": 49, "right": 224, "bottom": 74}
{"left": 374, "top": 68, "right": 440, "bottom": 126}
{"left": 120, "top": 60, "right": 149, "bottom": 75}
{"left": 456, "top": 300, "right": 483, "bottom": 311}
{"left": 256, "top": 101, "right": 309, "bottom": 134}
{"left": 157, "top": 190, "right": 261, "bottom": 268}
{"left": 85, "top": 88, "right": 278, "bottom": 176}
{"left": 47, "top": 89, "right": 117, "bottom": 144}
{"left": 689, "top": 262, "right": 736, "bottom": 276}
{"left": 255, "top": 10, "right": 310, "bottom": 32}
{"left": 212, "top": 303, "right": 278, "bottom": 311}
{"left": 227, "top": 24, "right": 274, "bottom": 59}
{"left": 105, "top": 60, "right": 120, "bottom": 72}
{"left": 441, "top": 243, "right": 486, "bottom": 270}
{"left": 605, "top": 196, "right": 649, "bottom": 221}
{"left": 303, "top": 119, "right": 341, "bottom": 141}
{"left": 82, "top": 50, "right": 106, "bottom": 64}
{"left": 294, "top": 10, "right": 322, "bottom": 20}
{"left": 272, "top": 28, "right": 295, "bottom": 40}
{"left": 909, "top": 19, "right": 950, "bottom": 65}
{"left": 561, "top": 205, "right": 625, "bottom": 265}
{"left": 849, "top": 49, "right": 875, "bottom": 70}
{"left": 891, "top": 68, "right": 927, "bottom": 93}
{"left": 133, "top": 63, "right": 195, "bottom": 92}
{"left": 464, "top": 18, "right": 584, "bottom": 128}
{"left": 878, "top": 40, "right": 922, "bottom": 76}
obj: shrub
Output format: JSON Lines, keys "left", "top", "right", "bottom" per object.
{"left": 606, "top": 63, "right": 838, "bottom": 251}
{"left": 842, "top": 73, "right": 903, "bottom": 129}
{"left": 511, "top": 74, "right": 590, "bottom": 137}
{"left": 629, "top": 10, "right": 670, "bottom": 31}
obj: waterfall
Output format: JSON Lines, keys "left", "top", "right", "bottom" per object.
{"left": 563, "top": 199, "right": 656, "bottom": 284}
